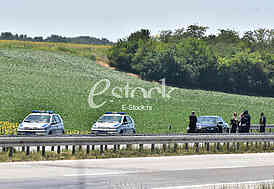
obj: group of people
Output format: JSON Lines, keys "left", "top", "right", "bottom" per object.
{"left": 230, "top": 111, "right": 266, "bottom": 133}
{"left": 188, "top": 110, "right": 267, "bottom": 133}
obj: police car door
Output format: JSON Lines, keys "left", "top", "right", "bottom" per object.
{"left": 51, "top": 115, "right": 58, "bottom": 133}
{"left": 122, "top": 116, "right": 129, "bottom": 132}
{"left": 54, "top": 115, "right": 62, "bottom": 132}
{"left": 126, "top": 116, "right": 133, "bottom": 131}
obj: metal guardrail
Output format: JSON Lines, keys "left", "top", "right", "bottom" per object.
{"left": 1, "top": 134, "right": 274, "bottom": 158}
{"left": 1, "top": 134, "right": 274, "bottom": 147}
{"left": 1, "top": 124, "right": 274, "bottom": 136}
{"left": 250, "top": 124, "right": 274, "bottom": 131}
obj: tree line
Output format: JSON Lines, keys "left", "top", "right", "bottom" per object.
{"left": 0, "top": 32, "right": 112, "bottom": 45}
{"left": 107, "top": 26, "right": 274, "bottom": 97}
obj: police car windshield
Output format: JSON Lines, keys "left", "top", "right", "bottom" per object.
{"left": 98, "top": 116, "right": 122, "bottom": 123}
{"left": 197, "top": 117, "right": 217, "bottom": 124}
{"left": 24, "top": 115, "right": 51, "bottom": 123}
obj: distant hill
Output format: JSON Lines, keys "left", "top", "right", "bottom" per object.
{"left": 0, "top": 32, "right": 113, "bottom": 45}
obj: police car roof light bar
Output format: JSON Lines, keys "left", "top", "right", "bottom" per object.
{"left": 32, "top": 110, "right": 54, "bottom": 114}
{"left": 105, "top": 112, "right": 126, "bottom": 115}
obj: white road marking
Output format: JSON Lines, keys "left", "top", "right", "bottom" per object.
{"left": 153, "top": 179, "right": 274, "bottom": 189}
{"left": 64, "top": 171, "right": 134, "bottom": 177}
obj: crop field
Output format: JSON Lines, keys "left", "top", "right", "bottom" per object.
{"left": 0, "top": 41, "right": 274, "bottom": 133}
{"left": 0, "top": 40, "right": 110, "bottom": 62}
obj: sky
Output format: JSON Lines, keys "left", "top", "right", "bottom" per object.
{"left": 0, "top": 0, "right": 273, "bottom": 42}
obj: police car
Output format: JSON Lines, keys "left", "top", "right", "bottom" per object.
{"left": 91, "top": 112, "right": 136, "bottom": 135}
{"left": 17, "top": 110, "right": 65, "bottom": 136}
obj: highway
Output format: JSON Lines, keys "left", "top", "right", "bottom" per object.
{"left": 0, "top": 153, "right": 274, "bottom": 189}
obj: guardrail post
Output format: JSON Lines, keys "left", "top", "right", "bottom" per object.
{"left": 264, "top": 142, "right": 267, "bottom": 150}
{"left": 92, "top": 145, "right": 95, "bottom": 151}
{"left": 173, "top": 143, "right": 177, "bottom": 152}
{"left": 37, "top": 146, "right": 40, "bottom": 152}
{"left": 195, "top": 143, "right": 199, "bottom": 153}
{"left": 100, "top": 145, "right": 104, "bottom": 154}
{"left": 117, "top": 145, "right": 120, "bottom": 150}
{"left": 42, "top": 146, "right": 45, "bottom": 156}
{"left": 268, "top": 142, "right": 271, "bottom": 149}
{"left": 65, "top": 145, "right": 69, "bottom": 151}
{"left": 269, "top": 128, "right": 271, "bottom": 133}
{"left": 246, "top": 142, "right": 249, "bottom": 151}
{"left": 26, "top": 146, "right": 30, "bottom": 156}
{"left": 104, "top": 145, "right": 108, "bottom": 151}
{"left": 206, "top": 143, "right": 210, "bottom": 152}
{"left": 216, "top": 143, "right": 220, "bottom": 151}
{"left": 255, "top": 142, "right": 258, "bottom": 149}
{"left": 72, "top": 145, "right": 75, "bottom": 155}
{"left": 163, "top": 144, "right": 167, "bottom": 152}
{"left": 185, "top": 143, "right": 189, "bottom": 152}
{"left": 139, "top": 144, "right": 143, "bottom": 152}
{"left": 51, "top": 146, "right": 55, "bottom": 152}
{"left": 126, "top": 144, "right": 132, "bottom": 150}
{"left": 237, "top": 142, "right": 240, "bottom": 151}
{"left": 57, "top": 146, "right": 61, "bottom": 154}
{"left": 151, "top": 144, "right": 155, "bottom": 152}
{"left": 9, "top": 147, "right": 13, "bottom": 158}
{"left": 113, "top": 145, "right": 117, "bottom": 152}
{"left": 226, "top": 142, "right": 230, "bottom": 152}
{"left": 86, "top": 145, "right": 90, "bottom": 154}
{"left": 79, "top": 145, "right": 82, "bottom": 151}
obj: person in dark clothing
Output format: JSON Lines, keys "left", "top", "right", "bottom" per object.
{"left": 239, "top": 110, "right": 251, "bottom": 133}
{"left": 238, "top": 112, "right": 245, "bottom": 133}
{"left": 188, "top": 111, "right": 197, "bottom": 133}
{"left": 245, "top": 110, "right": 251, "bottom": 133}
{"left": 230, "top": 112, "right": 238, "bottom": 133}
{"left": 259, "top": 112, "right": 266, "bottom": 133}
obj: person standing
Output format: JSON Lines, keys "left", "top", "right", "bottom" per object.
{"left": 188, "top": 111, "right": 197, "bottom": 133}
{"left": 259, "top": 112, "right": 266, "bottom": 133}
{"left": 239, "top": 112, "right": 245, "bottom": 133}
{"left": 239, "top": 110, "right": 251, "bottom": 133}
{"left": 245, "top": 110, "right": 251, "bottom": 133}
{"left": 230, "top": 112, "right": 238, "bottom": 133}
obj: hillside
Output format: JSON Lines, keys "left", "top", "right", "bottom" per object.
{"left": 0, "top": 41, "right": 274, "bottom": 133}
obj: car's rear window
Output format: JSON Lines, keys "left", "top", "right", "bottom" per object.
{"left": 197, "top": 117, "right": 217, "bottom": 124}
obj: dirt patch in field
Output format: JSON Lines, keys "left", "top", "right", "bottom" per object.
{"left": 96, "top": 60, "right": 139, "bottom": 78}
{"left": 97, "top": 60, "right": 115, "bottom": 70}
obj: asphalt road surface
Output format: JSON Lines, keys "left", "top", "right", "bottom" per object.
{"left": 0, "top": 153, "right": 274, "bottom": 189}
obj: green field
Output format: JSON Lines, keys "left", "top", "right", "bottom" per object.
{"left": 0, "top": 41, "right": 274, "bottom": 133}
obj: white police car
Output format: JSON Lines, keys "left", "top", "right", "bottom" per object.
{"left": 91, "top": 112, "right": 136, "bottom": 135}
{"left": 17, "top": 110, "right": 65, "bottom": 136}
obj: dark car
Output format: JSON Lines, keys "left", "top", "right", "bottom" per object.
{"left": 195, "top": 116, "right": 229, "bottom": 133}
